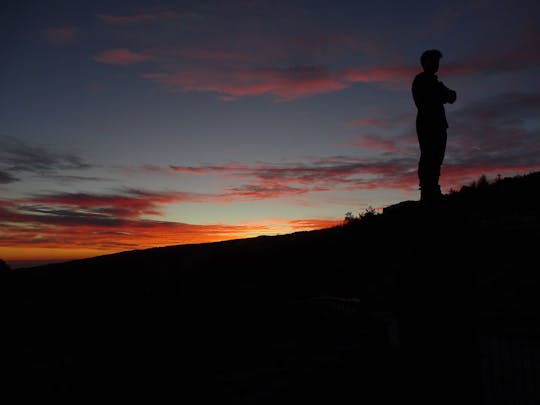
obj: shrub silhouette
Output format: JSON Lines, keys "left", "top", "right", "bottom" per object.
{"left": 344, "top": 206, "right": 378, "bottom": 225}
{"left": 0, "top": 259, "right": 11, "bottom": 272}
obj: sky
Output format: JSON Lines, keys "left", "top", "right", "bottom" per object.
{"left": 2, "top": 0, "right": 540, "bottom": 268}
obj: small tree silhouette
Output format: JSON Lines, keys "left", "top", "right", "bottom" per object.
{"left": 0, "top": 259, "right": 11, "bottom": 272}
{"left": 473, "top": 174, "right": 489, "bottom": 189}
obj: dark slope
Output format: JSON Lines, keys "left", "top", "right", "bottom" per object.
{"left": 4, "top": 171, "right": 540, "bottom": 404}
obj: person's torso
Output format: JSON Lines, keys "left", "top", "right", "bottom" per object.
{"left": 412, "top": 72, "right": 448, "bottom": 129}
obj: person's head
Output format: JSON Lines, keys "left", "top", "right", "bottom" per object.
{"left": 420, "top": 49, "right": 442, "bottom": 74}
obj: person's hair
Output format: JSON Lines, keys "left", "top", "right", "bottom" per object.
{"left": 420, "top": 49, "right": 443, "bottom": 68}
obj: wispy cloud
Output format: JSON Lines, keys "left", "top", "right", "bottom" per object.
{"left": 94, "top": 49, "right": 152, "bottom": 65}
{"left": 97, "top": 8, "right": 187, "bottom": 24}
{"left": 346, "top": 118, "right": 397, "bottom": 129}
{"left": 343, "top": 65, "right": 417, "bottom": 86}
{"left": 27, "top": 189, "right": 207, "bottom": 219}
{"left": 0, "top": 170, "right": 19, "bottom": 184}
{"left": 348, "top": 135, "right": 399, "bottom": 153}
{"left": 143, "top": 65, "right": 346, "bottom": 101}
{"left": 0, "top": 136, "right": 94, "bottom": 179}
{"left": 0, "top": 187, "right": 341, "bottom": 257}
{"left": 42, "top": 27, "right": 78, "bottom": 45}
{"left": 138, "top": 59, "right": 484, "bottom": 101}
{"left": 421, "top": 91, "right": 540, "bottom": 187}
{"left": 171, "top": 155, "right": 420, "bottom": 196}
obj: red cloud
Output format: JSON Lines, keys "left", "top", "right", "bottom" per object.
{"left": 94, "top": 49, "right": 151, "bottom": 64}
{"left": 0, "top": 187, "right": 343, "bottom": 264}
{"left": 28, "top": 189, "right": 206, "bottom": 220}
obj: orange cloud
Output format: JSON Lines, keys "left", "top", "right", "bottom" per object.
{"left": 287, "top": 218, "right": 344, "bottom": 230}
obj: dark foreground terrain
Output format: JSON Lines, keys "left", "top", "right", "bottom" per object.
{"left": 3, "top": 172, "right": 540, "bottom": 404}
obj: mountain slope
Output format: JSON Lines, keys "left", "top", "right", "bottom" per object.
{"left": 6, "top": 170, "right": 540, "bottom": 306}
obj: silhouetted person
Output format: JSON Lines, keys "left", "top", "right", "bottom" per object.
{"left": 412, "top": 49, "right": 456, "bottom": 201}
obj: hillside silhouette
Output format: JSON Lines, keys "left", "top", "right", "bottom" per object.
{"left": 4, "top": 171, "right": 540, "bottom": 404}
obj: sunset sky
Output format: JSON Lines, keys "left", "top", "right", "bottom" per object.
{"left": 2, "top": 0, "right": 540, "bottom": 267}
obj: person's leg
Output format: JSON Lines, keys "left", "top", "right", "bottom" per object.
{"left": 431, "top": 130, "right": 447, "bottom": 195}
{"left": 418, "top": 130, "right": 447, "bottom": 201}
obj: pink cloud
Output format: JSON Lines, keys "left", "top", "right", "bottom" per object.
{"left": 42, "top": 27, "right": 78, "bottom": 45}
{"left": 143, "top": 65, "right": 345, "bottom": 101}
{"left": 169, "top": 157, "right": 420, "bottom": 197}
{"left": 94, "top": 49, "right": 151, "bottom": 65}
{"left": 221, "top": 183, "right": 310, "bottom": 200}
{"left": 173, "top": 153, "right": 540, "bottom": 197}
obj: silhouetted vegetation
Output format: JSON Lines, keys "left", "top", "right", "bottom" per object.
{"left": 344, "top": 205, "right": 378, "bottom": 224}
{"left": 0, "top": 259, "right": 11, "bottom": 272}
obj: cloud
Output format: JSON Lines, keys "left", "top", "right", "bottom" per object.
{"left": 0, "top": 187, "right": 341, "bottom": 257}
{"left": 0, "top": 189, "right": 225, "bottom": 251}
{"left": 343, "top": 65, "right": 417, "bottom": 86}
{"left": 171, "top": 155, "right": 420, "bottom": 197}
{"left": 455, "top": 92, "right": 540, "bottom": 127}
{"left": 0, "top": 170, "right": 18, "bottom": 184}
{"left": 97, "top": 9, "right": 186, "bottom": 23}
{"left": 348, "top": 135, "right": 398, "bottom": 153}
{"left": 91, "top": 2, "right": 539, "bottom": 103}
{"left": 42, "top": 27, "right": 78, "bottom": 45}
{"left": 26, "top": 189, "right": 207, "bottom": 221}
{"left": 142, "top": 29, "right": 539, "bottom": 100}
{"left": 346, "top": 118, "right": 397, "bottom": 128}
{"left": 94, "top": 49, "right": 152, "bottom": 65}
{"left": 0, "top": 136, "right": 93, "bottom": 180}
{"left": 421, "top": 91, "right": 540, "bottom": 189}
{"left": 287, "top": 218, "right": 344, "bottom": 230}
{"left": 168, "top": 122, "right": 540, "bottom": 197}
{"left": 448, "top": 92, "right": 540, "bottom": 162}
{"left": 143, "top": 65, "right": 346, "bottom": 101}
{"left": 170, "top": 47, "right": 251, "bottom": 62}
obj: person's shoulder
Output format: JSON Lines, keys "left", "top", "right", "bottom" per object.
{"left": 412, "top": 72, "right": 426, "bottom": 88}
